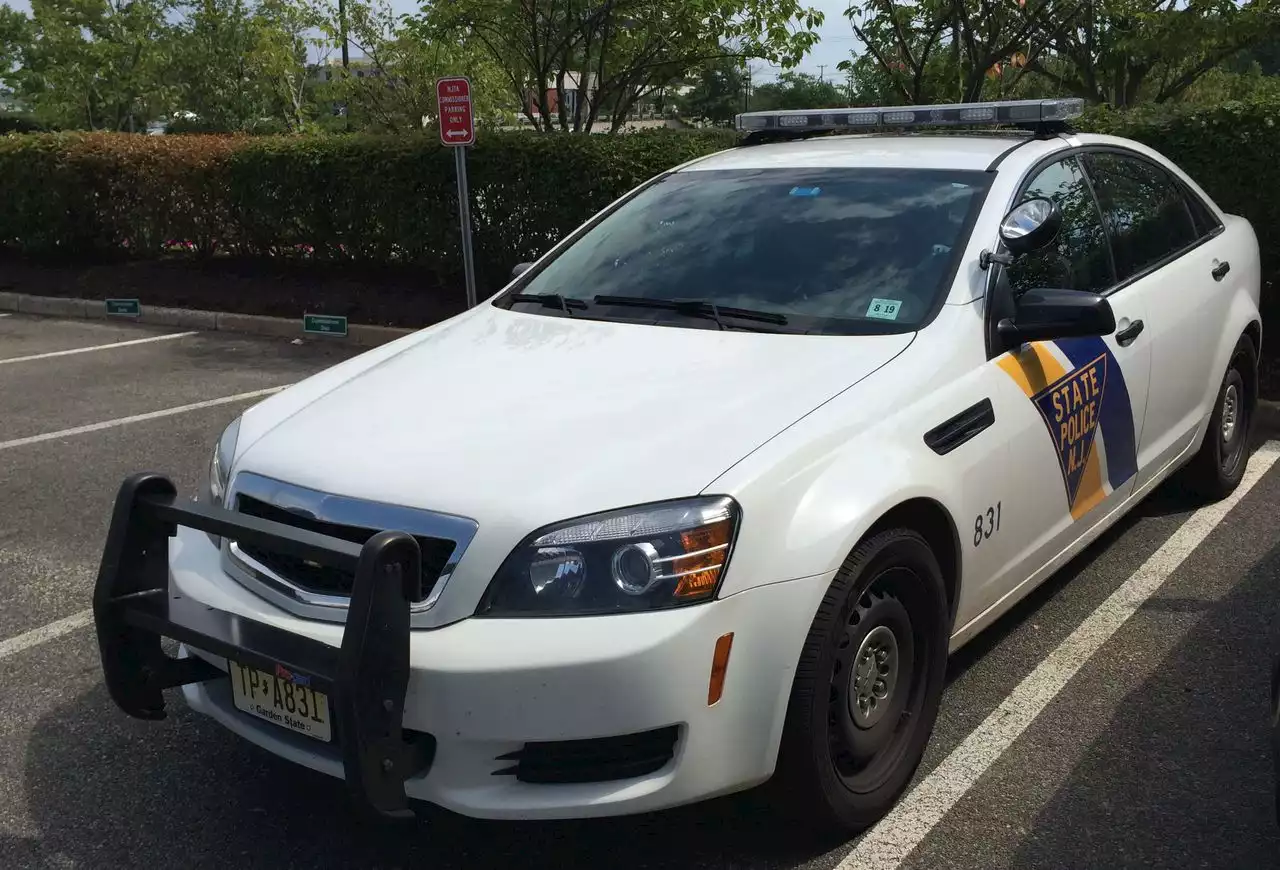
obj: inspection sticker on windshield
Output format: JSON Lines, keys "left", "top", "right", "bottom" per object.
{"left": 866, "top": 298, "right": 902, "bottom": 320}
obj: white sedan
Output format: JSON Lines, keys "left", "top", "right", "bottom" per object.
{"left": 93, "top": 98, "right": 1261, "bottom": 833}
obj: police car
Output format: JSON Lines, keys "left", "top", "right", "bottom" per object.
{"left": 93, "top": 98, "right": 1262, "bottom": 832}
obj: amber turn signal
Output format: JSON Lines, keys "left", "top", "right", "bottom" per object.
{"left": 707, "top": 632, "right": 735, "bottom": 706}
{"left": 674, "top": 518, "right": 733, "bottom": 598}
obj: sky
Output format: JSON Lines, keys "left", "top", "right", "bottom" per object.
{"left": 2, "top": 0, "right": 860, "bottom": 83}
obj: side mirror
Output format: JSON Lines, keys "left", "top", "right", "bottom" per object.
{"left": 999, "top": 197, "right": 1062, "bottom": 256}
{"left": 511, "top": 262, "right": 534, "bottom": 280}
{"left": 997, "top": 288, "right": 1116, "bottom": 348}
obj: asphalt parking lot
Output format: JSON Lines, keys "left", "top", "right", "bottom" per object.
{"left": 2, "top": 312, "right": 1280, "bottom": 870}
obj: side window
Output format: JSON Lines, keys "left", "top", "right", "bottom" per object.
{"left": 1083, "top": 152, "right": 1198, "bottom": 281}
{"left": 1007, "top": 156, "right": 1114, "bottom": 296}
{"left": 1183, "top": 186, "right": 1223, "bottom": 238}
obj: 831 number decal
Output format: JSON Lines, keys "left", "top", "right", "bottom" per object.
{"left": 973, "top": 502, "right": 1001, "bottom": 547}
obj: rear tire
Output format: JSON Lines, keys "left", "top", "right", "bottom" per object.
{"left": 1181, "top": 335, "right": 1257, "bottom": 500}
{"left": 767, "top": 528, "right": 949, "bottom": 834}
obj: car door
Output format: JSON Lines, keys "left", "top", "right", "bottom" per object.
{"left": 1081, "top": 150, "right": 1231, "bottom": 490}
{"left": 974, "top": 154, "right": 1154, "bottom": 615}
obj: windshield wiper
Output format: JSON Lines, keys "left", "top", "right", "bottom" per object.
{"left": 592, "top": 295, "right": 789, "bottom": 330}
{"left": 510, "top": 293, "right": 589, "bottom": 313}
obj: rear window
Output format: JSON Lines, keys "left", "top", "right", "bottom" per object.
{"left": 499, "top": 167, "right": 990, "bottom": 335}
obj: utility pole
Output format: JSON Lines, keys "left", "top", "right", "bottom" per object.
{"left": 339, "top": 0, "right": 349, "bottom": 69}
{"left": 953, "top": 11, "right": 962, "bottom": 101}
{"left": 818, "top": 64, "right": 826, "bottom": 83}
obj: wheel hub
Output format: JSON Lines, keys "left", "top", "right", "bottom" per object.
{"left": 849, "top": 625, "right": 898, "bottom": 729}
{"left": 1221, "top": 383, "right": 1239, "bottom": 443}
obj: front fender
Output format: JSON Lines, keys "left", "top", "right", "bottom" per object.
{"left": 706, "top": 321, "right": 988, "bottom": 601}
{"left": 715, "top": 434, "right": 967, "bottom": 601}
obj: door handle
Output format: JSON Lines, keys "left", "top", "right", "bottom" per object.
{"left": 1116, "top": 320, "right": 1144, "bottom": 346}
{"left": 1212, "top": 261, "right": 1231, "bottom": 281}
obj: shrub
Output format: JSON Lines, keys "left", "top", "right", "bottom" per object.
{"left": 0, "top": 133, "right": 247, "bottom": 256}
{"left": 0, "top": 128, "right": 740, "bottom": 292}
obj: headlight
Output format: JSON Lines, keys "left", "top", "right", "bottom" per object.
{"left": 207, "top": 416, "right": 241, "bottom": 507}
{"left": 202, "top": 417, "right": 241, "bottom": 547}
{"left": 477, "top": 496, "right": 740, "bottom": 617}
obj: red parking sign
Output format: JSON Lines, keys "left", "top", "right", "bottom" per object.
{"left": 437, "top": 77, "right": 475, "bottom": 146}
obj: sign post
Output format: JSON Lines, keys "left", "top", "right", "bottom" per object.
{"left": 437, "top": 76, "right": 478, "bottom": 309}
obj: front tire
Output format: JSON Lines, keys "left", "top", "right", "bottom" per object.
{"left": 768, "top": 528, "right": 949, "bottom": 833}
{"left": 1182, "top": 335, "right": 1257, "bottom": 500}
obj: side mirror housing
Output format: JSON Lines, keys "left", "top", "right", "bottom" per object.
{"left": 999, "top": 197, "right": 1062, "bottom": 257}
{"left": 511, "top": 262, "right": 534, "bottom": 280}
{"left": 998, "top": 288, "right": 1116, "bottom": 348}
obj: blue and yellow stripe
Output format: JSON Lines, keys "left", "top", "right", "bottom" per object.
{"left": 997, "top": 338, "right": 1137, "bottom": 520}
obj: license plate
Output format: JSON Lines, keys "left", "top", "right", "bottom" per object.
{"left": 229, "top": 661, "right": 332, "bottom": 743}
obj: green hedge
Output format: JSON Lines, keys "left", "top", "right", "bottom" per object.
{"left": 0, "top": 128, "right": 740, "bottom": 293}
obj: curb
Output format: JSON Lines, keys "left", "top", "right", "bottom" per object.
{"left": 0, "top": 292, "right": 415, "bottom": 348}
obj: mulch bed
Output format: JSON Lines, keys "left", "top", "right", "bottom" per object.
{"left": 0, "top": 251, "right": 468, "bottom": 329}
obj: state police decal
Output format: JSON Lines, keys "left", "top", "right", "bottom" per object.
{"left": 997, "top": 337, "right": 1138, "bottom": 520}
{"left": 1031, "top": 353, "right": 1106, "bottom": 509}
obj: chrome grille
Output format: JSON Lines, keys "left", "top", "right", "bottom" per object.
{"left": 223, "top": 472, "right": 479, "bottom": 625}
{"left": 236, "top": 494, "right": 456, "bottom": 600}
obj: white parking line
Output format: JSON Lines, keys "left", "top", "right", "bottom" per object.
{"left": 0, "top": 609, "right": 93, "bottom": 661}
{"left": 840, "top": 439, "right": 1280, "bottom": 870}
{"left": 0, "top": 330, "right": 196, "bottom": 365}
{"left": 0, "top": 313, "right": 11, "bottom": 318}
{"left": 0, "top": 385, "right": 288, "bottom": 451}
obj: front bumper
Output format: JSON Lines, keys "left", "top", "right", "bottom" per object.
{"left": 96, "top": 475, "right": 835, "bottom": 821}
{"left": 93, "top": 473, "right": 430, "bottom": 819}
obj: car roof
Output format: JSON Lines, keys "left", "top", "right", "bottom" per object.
{"left": 680, "top": 133, "right": 1038, "bottom": 173}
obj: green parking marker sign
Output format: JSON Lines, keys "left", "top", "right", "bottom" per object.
{"left": 303, "top": 314, "right": 348, "bottom": 336}
{"left": 105, "top": 299, "right": 141, "bottom": 316}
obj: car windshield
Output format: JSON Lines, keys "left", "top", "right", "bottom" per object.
{"left": 497, "top": 167, "right": 990, "bottom": 335}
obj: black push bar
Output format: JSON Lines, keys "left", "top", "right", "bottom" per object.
{"left": 92, "top": 472, "right": 432, "bottom": 820}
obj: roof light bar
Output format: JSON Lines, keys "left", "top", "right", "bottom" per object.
{"left": 734, "top": 98, "right": 1084, "bottom": 134}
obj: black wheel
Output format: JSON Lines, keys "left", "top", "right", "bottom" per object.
{"left": 768, "top": 528, "right": 949, "bottom": 833}
{"left": 1182, "top": 335, "right": 1257, "bottom": 500}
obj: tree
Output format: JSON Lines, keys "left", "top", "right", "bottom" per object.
{"left": 0, "top": 4, "right": 30, "bottom": 74}
{"left": 841, "top": 0, "right": 1076, "bottom": 105}
{"left": 842, "top": 0, "right": 1280, "bottom": 109}
{"left": 673, "top": 54, "right": 746, "bottom": 124}
{"left": 250, "top": 0, "right": 326, "bottom": 131}
{"left": 314, "top": 0, "right": 511, "bottom": 132}
{"left": 174, "top": 0, "right": 268, "bottom": 130}
{"left": 751, "top": 70, "right": 844, "bottom": 110}
{"left": 1236, "top": 36, "right": 1280, "bottom": 76}
{"left": 1026, "top": 0, "right": 1280, "bottom": 107}
{"left": 10, "top": 0, "right": 180, "bottom": 130}
{"left": 424, "top": 0, "right": 824, "bottom": 133}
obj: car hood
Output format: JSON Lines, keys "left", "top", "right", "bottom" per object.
{"left": 235, "top": 306, "right": 913, "bottom": 527}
